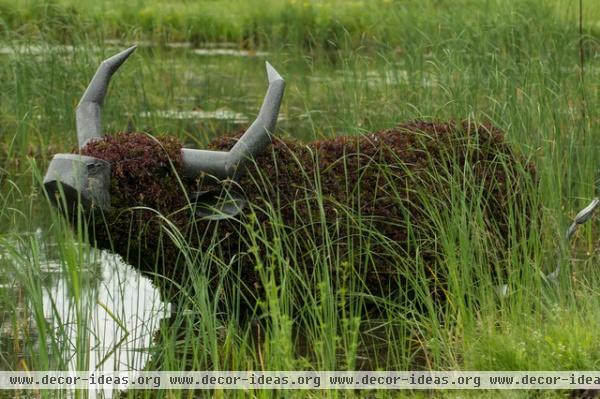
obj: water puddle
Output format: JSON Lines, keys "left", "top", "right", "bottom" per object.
{"left": 364, "top": 69, "right": 438, "bottom": 87}
{"left": 0, "top": 44, "right": 78, "bottom": 56}
{"left": 308, "top": 68, "right": 437, "bottom": 88}
{"left": 0, "top": 42, "right": 267, "bottom": 58}
{"left": 104, "top": 39, "right": 242, "bottom": 50}
{"left": 0, "top": 234, "right": 169, "bottom": 377}
{"left": 44, "top": 251, "right": 168, "bottom": 372}
{"left": 139, "top": 107, "right": 289, "bottom": 124}
{"left": 139, "top": 107, "right": 250, "bottom": 123}
{"left": 559, "top": 65, "right": 600, "bottom": 76}
{"left": 192, "top": 48, "right": 268, "bottom": 57}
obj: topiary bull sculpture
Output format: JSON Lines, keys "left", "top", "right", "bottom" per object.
{"left": 43, "top": 46, "right": 535, "bottom": 305}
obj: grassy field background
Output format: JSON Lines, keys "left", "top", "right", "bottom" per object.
{"left": 1, "top": 0, "right": 600, "bottom": 49}
{"left": 0, "top": 0, "right": 599, "bottom": 398}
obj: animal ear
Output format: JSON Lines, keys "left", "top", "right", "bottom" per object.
{"left": 193, "top": 187, "right": 246, "bottom": 220}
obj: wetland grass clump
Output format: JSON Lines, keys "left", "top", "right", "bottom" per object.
{"left": 80, "top": 120, "right": 535, "bottom": 311}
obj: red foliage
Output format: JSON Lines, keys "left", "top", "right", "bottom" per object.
{"left": 78, "top": 122, "right": 535, "bottom": 304}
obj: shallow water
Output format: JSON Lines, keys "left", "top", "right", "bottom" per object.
{"left": 0, "top": 234, "right": 168, "bottom": 375}
{"left": 139, "top": 107, "right": 250, "bottom": 123}
{"left": 45, "top": 251, "right": 168, "bottom": 372}
{"left": 0, "top": 42, "right": 267, "bottom": 57}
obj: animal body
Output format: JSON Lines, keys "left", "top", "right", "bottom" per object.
{"left": 44, "top": 47, "right": 535, "bottom": 306}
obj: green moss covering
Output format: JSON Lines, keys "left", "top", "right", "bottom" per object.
{"left": 80, "top": 121, "right": 535, "bottom": 305}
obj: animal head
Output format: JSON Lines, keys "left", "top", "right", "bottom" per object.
{"left": 43, "top": 46, "right": 285, "bottom": 223}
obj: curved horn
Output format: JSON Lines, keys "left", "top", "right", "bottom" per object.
{"left": 182, "top": 62, "right": 285, "bottom": 180}
{"left": 76, "top": 45, "right": 137, "bottom": 149}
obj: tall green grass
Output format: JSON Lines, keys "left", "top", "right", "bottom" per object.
{"left": 0, "top": 0, "right": 598, "bottom": 397}
{"left": 1, "top": 0, "right": 599, "bottom": 50}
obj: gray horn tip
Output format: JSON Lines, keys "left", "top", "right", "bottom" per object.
{"left": 104, "top": 45, "right": 138, "bottom": 69}
{"left": 265, "top": 61, "right": 284, "bottom": 84}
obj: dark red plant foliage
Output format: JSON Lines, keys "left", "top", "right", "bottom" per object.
{"left": 206, "top": 120, "right": 535, "bottom": 300}
{"left": 81, "top": 132, "right": 183, "bottom": 211}
{"left": 79, "top": 122, "right": 535, "bottom": 304}
{"left": 81, "top": 132, "right": 188, "bottom": 277}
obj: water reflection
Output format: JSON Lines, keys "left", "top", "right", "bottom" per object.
{"left": 0, "top": 241, "right": 168, "bottom": 374}
{"left": 42, "top": 250, "right": 169, "bottom": 372}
